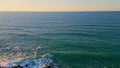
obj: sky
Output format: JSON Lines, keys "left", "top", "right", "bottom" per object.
{"left": 0, "top": 0, "right": 120, "bottom": 11}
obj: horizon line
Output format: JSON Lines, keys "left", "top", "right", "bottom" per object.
{"left": 0, "top": 10, "right": 120, "bottom": 12}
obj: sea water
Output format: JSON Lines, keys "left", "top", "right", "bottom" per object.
{"left": 0, "top": 12, "right": 120, "bottom": 68}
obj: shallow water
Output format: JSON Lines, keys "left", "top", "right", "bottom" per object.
{"left": 0, "top": 12, "right": 120, "bottom": 68}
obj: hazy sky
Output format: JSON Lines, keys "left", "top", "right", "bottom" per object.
{"left": 0, "top": 0, "right": 120, "bottom": 11}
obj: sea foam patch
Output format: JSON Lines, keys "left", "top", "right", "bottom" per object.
{"left": 0, "top": 53, "right": 58, "bottom": 68}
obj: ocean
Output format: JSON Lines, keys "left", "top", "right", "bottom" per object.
{"left": 0, "top": 12, "right": 120, "bottom": 68}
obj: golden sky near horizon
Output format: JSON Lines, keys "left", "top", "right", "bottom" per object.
{"left": 0, "top": 0, "right": 120, "bottom": 11}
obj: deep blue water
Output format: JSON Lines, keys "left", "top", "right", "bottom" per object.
{"left": 0, "top": 12, "right": 120, "bottom": 67}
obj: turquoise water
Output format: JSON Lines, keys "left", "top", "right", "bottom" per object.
{"left": 0, "top": 12, "right": 120, "bottom": 68}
